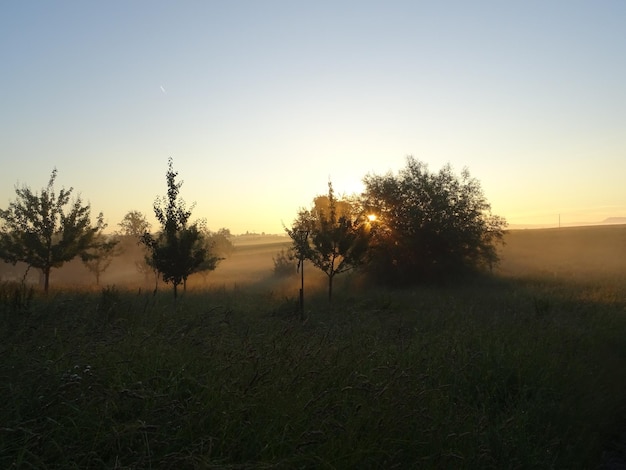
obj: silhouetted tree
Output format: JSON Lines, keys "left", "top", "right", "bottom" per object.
{"left": 362, "top": 156, "right": 507, "bottom": 284}
{"left": 286, "top": 181, "right": 371, "bottom": 301}
{"left": 140, "top": 158, "right": 213, "bottom": 298}
{"left": 272, "top": 248, "right": 297, "bottom": 277}
{"left": 81, "top": 232, "right": 121, "bottom": 285}
{"left": 118, "top": 210, "right": 152, "bottom": 238}
{"left": 192, "top": 227, "right": 228, "bottom": 284}
{"left": 205, "top": 228, "right": 235, "bottom": 258}
{"left": 217, "top": 227, "right": 232, "bottom": 239}
{"left": 137, "top": 254, "right": 160, "bottom": 292}
{"left": 117, "top": 210, "right": 153, "bottom": 282}
{"left": 0, "top": 169, "right": 104, "bottom": 293}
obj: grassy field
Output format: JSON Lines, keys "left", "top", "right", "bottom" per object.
{"left": 1, "top": 225, "right": 625, "bottom": 468}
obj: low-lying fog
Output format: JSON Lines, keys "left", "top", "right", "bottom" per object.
{"left": 1, "top": 225, "right": 625, "bottom": 292}
{"left": 497, "top": 225, "right": 626, "bottom": 281}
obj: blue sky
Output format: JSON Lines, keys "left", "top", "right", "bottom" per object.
{"left": 1, "top": 1, "right": 625, "bottom": 233}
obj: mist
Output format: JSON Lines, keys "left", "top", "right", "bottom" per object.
{"left": 0, "top": 233, "right": 332, "bottom": 298}
{"left": 496, "top": 224, "right": 626, "bottom": 283}
{"left": 2, "top": 224, "right": 625, "bottom": 296}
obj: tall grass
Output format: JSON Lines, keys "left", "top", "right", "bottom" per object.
{"left": 1, "top": 276, "right": 625, "bottom": 468}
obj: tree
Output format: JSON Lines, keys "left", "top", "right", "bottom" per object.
{"left": 0, "top": 169, "right": 104, "bottom": 293}
{"left": 140, "top": 158, "right": 213, "bottom": 298}
{"left": 362, "top": 156, "right": 507, "bottom": 284}
{"left": 137, "top": 252, "right": 160, "bottom": 292}
{"left": 217, "top": 227, "right": 232, "bottom": 239}
{"left": 117, "top": 210, "right": 154, "bottom": 283}
{"left": 118, "top": 210, "right": 152, "bottom": 238}
{"left": 272, "top": 248, "right": 297, "bottom": 277}
{"left": 205, "top": 228, "right": 235, "bottom": 258}
{"left": 81, "top": 232, "right": 122, "bottom": 285}
{"left": 193, "top": 227, "right": 233, "bottom": 284}
{"left": 286, "top": 181, "right": 371, "bottom": 301}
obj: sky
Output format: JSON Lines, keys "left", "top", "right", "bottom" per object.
{"left": 1, "top": 1, "right": 625, "bottom": 234}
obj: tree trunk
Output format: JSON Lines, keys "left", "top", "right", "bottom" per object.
{"left": 328, "top": 274, "right": 333, "bottom": 302}
{"left": 43, "top": 267, "right": 50, "bottom": 294}
{"left": 173, "top": 282, "right": 178, "bottom": 299}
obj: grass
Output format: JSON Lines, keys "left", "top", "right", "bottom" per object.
{"left": 1, "top": 270, "right": 626, "bottom": 469}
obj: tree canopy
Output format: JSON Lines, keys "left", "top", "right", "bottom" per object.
{"left": 0, "top": 169, "right": 104, "bottom": 292}
{"left": 118, "top": 210, "right": 152, "bottom": 238}
{"left": 362, "top": 156, "right": 507, "bottom": 284}
{"left": 81, "top": 232, "right": 121, "bottom": 285}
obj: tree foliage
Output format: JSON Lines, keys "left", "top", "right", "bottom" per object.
{"left": 362, "top": 156, "right": 507, "bottom": 284}
{"left": 192, "top": 227, "right": 231, "bottom": 284}
{"left": 204, "top": 228, "right": 235, "bottom": 259}
{"left": 115, "top": 210, "right": 155, "bottom": 284}
{"left": 272, "top": 248, "right": 297, "bottom": 278}
{"left": 118, "top": 210, "right": 152, "bottom": 238}
{"left": 0, "top": 169, "right": 104, "bottom": 292}
{"left": 81, "top": 233, "right": 122, "bottom": 285}
{"left": 286, "top": 181, "right": 372, "bottom": 301}
{"left": 140, "top": 158, "right": 214, "bottom": 297}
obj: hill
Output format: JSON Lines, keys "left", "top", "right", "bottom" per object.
{"left": 603, "top": 217, "right": 626, "bottom": 225}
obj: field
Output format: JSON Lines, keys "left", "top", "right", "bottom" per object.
{"left": 1, "top": 225, "right": 625, "bottom": 468}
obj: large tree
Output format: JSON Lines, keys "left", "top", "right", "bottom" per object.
{"left": 286, "top": 181, "right": 371, "bottom": 301}
{"left": 0, "top": 169, "right": 104, "bottom": 292}
{"left": 362, "top": 156, "right": 507, "bottom": 284}
{"left": 140, "top": 158, "right": 214, "bottom": 298}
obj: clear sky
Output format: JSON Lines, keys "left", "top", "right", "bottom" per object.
{"left": 1, "top": 1, "right": 625, "bottom": 234}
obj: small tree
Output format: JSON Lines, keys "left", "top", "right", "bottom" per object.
{"left": 81, "top": 232, "right": 122, "bottom": 285}
{"left": 286, "top": 181, "right": 371, "bottom": 301}
{"left": 140, "top": 158, "right": 213, "bottom": 298}
{"left": 0, "top": 169, "right": 104, "bottom": 293}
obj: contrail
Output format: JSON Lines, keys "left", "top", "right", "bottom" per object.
{"left": 160, "top": 85, "right": 167, "bottom": 94}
